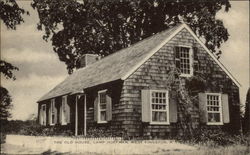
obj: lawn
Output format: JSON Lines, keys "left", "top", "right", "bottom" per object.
{"left": 1, "top": 138, "right": 250, "bottom": 155}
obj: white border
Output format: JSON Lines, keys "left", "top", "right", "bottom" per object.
{"left": 205, "top": 93, "right": 223, "bottom": 125}
{"left": 121, "top": 23, "right": 241, "bottom": 88}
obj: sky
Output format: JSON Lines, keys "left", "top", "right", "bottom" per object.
{"left": 1, "top": 1, "right": 249, "bottom": 120}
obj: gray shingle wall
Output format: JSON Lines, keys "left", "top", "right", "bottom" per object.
{"left": 121, "top": 28, "right": 240, "bottom": 137}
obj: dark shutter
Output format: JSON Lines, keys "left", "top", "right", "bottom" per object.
{"left": 59, "top": 103, "right": 62, "bottom": 124}
{"left": 222, "top": 94, "right": 230, "bottom": 123}
{"left": 54, "top": 102, "right": 57, "bottom": 124}
{"left": 106, "top": 93, "right": 112, "bottom": 121}
{"left": 49, "top": 103, "right": 51, "bottom": 125}
{"left": 94, "top": 94, "right": 98, "bottom": 122}
{"left": 141, "top": 90, "right": 150, "bottom": 122}
{"left": 169, "top": 91, "right": 178, "bottom": 123}
{"left": 193, "top": 47, "right": 199, "bottom": 71}
{"left": 39, "top": 105, "right": 42, "bottom": 125}
{"left": 193, "top": 47, "right": 198, "bottom": 61}
{"left": 174, "top": 47, "right": 180, "bottom": 69}
{"left": 44, "top": 105, "right": 47, "bottom": 125}
{"left": 199, "top": 93, "right": 207, "bottom": 123}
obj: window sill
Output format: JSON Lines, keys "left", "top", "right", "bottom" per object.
{"left": 180, "top": 74, "right": 193, "bottom": 78}
{"left": 97, "top": 121, "right": 107, "bottom": 124}
{"left": 150, "top": 122, "right": 170, "bottom": 125}
{"left": 207, "top": 122, "right": 223, "bottom": 125}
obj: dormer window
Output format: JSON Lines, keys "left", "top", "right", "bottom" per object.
{"left": 174, "top": 46, "right": 193, "bottom": 77}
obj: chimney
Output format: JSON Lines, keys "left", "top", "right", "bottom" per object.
{"left": 77, "top": 54, "right": 99, "bottom": 69}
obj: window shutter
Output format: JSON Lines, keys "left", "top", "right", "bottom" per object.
{"left": 54, "top": 102, "right": 57, "bottom": 124}
{"left": 174, "top": 47, "right": 180, "bottom": 69}
{"left": 222, "top": 94, "right": 230, "bottom": 123}
{"left": 193, "top": 47, "right": 198, "bottom": 61}
{"left": 65, "top": 100, "right": 70, "bottom": 123}
{"left": 169, "top": 91, "right": 178, "bottom": 123}
{"left": 199, "top": 93, "right": 207, "bottom": 123}
{"left": 44, "top": 105, "right": 47, "bottom": 125}
{"left": 193, "top": 47, "right": 199, "bottom": 71}
{"left": 94, "top": 95, "right": 98, "bottom": 122}
{"left": 106, "top": 93, "right": 112, "bottom": 121}
{"left": 39, "top": 106, "right": 43, "bottom": 125}
{"left": 141, "top": 90, "right": 150, "bottom": 122}
{"left": 49, "top": 105, "right": 51, "bottom": 125}
{"left": 59, "top": 103, "right": 62, "bottom": 124}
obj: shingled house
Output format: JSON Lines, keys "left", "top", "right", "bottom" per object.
{"left": 37, "top": 23, "right": 241, "bottom": 137}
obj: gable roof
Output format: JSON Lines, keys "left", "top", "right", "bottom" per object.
{"left": 38, "top": 23, "right": 240, "bottom": 102}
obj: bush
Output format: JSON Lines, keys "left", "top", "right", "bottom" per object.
{"left": 177, "top": 128, "right": 249, "bottom": 147}
{"left": 83, "top": 127, "right": 125, "bottom": 138}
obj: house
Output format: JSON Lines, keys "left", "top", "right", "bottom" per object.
{"left": 37, "top": 23, "right": 241, "bottom": 138}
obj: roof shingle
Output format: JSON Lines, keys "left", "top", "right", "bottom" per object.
{"left": 38, "top": 24, "right": 182, "bottom": 102}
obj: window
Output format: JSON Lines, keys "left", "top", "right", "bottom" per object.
{"left": 206, "top": 93, "right": 223, "bottom": 125}
{"left": 40, "top": 104, "right": 46, "bottom": 125}
{"left": 150, "top": 90, "right": 169, "bottom": 124}
{"left": 175, "top": 46, "right": 193, "bottom": 77}
{"left": 61, "top": 96, "right": 67, "bottom": 125}
{"left": 98, "top": 90, "right": 107, "bottom": 123}
{"left": 50, "top": 99, "right": 56, "bottom": 125}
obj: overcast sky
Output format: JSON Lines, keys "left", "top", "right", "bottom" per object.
{"left": 1, "top": 1, "right": 249, "bottom": 120}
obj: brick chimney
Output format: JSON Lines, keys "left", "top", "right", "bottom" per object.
{"left": 77, "top": 54, "right": 99, "bottom": 69}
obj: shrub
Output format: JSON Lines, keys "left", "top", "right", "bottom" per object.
{"left": 177, "top": 128, "right": 249, "bottom": 147}
{"left": 84, "top": 127, "right": 124, "bottom": 138}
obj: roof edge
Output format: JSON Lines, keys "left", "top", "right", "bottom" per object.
{"left": 121, "top": 24, "right": 185, "bottom": 80}
{"left": 121, "top": 23, "right": 241, "bottom": 88}
{"left": 182, "top": 24, "right": 241, "bottom": 87}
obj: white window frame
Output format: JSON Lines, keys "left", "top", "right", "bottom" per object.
{"left": 177, "top": 45, "right": 194, "bottom": 77}
{"left": 61, "top": 95, "right": 67, "bottom": 125}
{"left": 50, "top": 99, "right": 56, "bottom": 125}
{"left": 149, "top": 90, "right": 170, "bottom": 125}
{"left": 98, "top": 89, "right": 108, "bottom": 123}
{"left": 206, "top": 93, "right": 223, "bottom": 125}
{"left": 41, "top": 104, "right": 46, "bottom": 126}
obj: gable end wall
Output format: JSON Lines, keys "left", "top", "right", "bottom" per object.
{"left": 121, "top": 28, "right": 240, "bottom": 137}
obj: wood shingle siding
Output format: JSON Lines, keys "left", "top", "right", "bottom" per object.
{"left": 119, "top": 28, "right": 240, "bottom": 137}
{"left": 37, "top": 23, "right": 241, "bottom": 138}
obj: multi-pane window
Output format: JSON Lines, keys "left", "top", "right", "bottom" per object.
{"left": 51, "top": 99, "right": 55, "bottom": 125}
{"left": 61, "top": 96, "right": 67, "bottom": 125}
{"left": 206, "top": 93, "right": 223, "bottom": 124}
{"left": 175, "top": 46, "right": 193, "bottom": 76}
{"left": 98, "top": 90, "right": 107, "bottom": 123}
{"left": 151, "top": 90, "right": 169, "bottom": 124}
{"left": 180, "top": 47, "right": 191, "bottom": 74}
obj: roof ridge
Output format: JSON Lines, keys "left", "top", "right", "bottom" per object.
{"left": 76, "top": 23, "right": 182, "bottom": 73}
{"left": 38, "top": 23, "right": 185, "bottom": 102}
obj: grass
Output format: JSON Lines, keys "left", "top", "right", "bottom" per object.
{"left": 160, "top": 145, "right": 250, "bottom": 155}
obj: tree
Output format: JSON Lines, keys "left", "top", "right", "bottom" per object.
{"left": 243, "top": 88, "right": 250, "bottom": 134}
{"left": 0, "top": 61, "right": 18, "bottom": 119}
{"left": 0, "top": 0, "right": 28, "bottom": 120}
{"left": 0, "top": 0, "right": 28, "bottom": 29}
{"left": 31, "top": 0, "right": 231, "bottom": 74}
{"left": 0, "top": 87, "right": 13, "bottom": 120}
{"left": 0, "top": 61, "right": 18, "bottom": 120}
